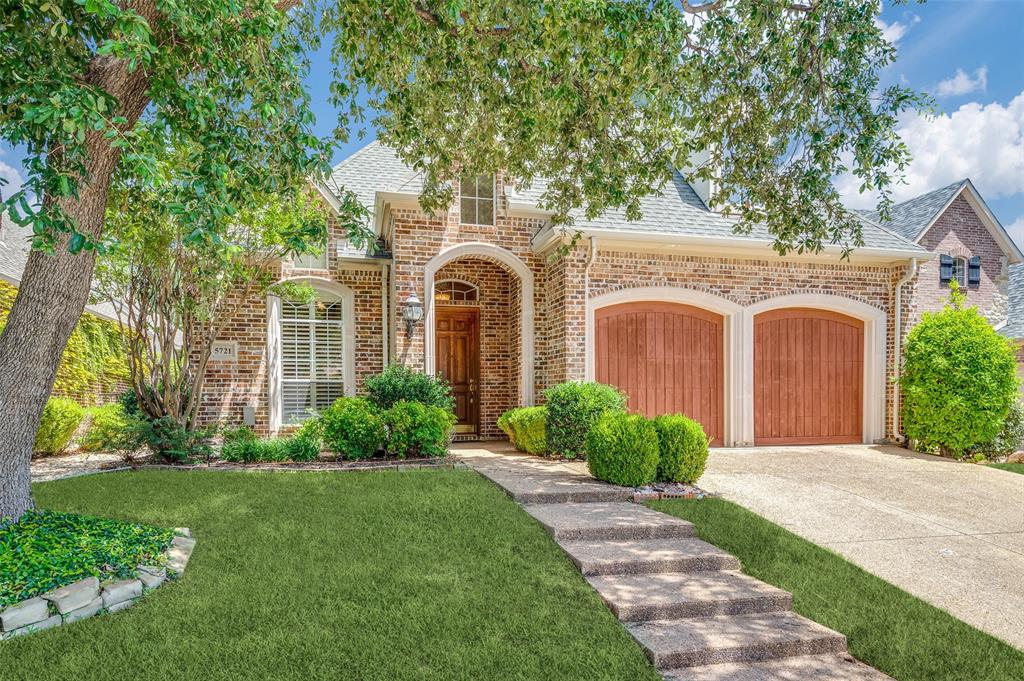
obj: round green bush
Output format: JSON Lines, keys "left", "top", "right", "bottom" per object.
{"left": 78, "top": 403, "right": 130, "bottom": 452}
{"left": 320, "top": 397, "right": 386, "bottom": 460}
{"left": 545, "top": 381, "right": 626, "bottom": 459}
{"left": 900, "top": 286, "right": 1019, "bottom": 457}
{"left": 586, "top": 412, "right": 659, "bottom": 486}
{"left": 384, "top": 400, "right": 456, "bottom": 459}
{"left": 365, "top": 364, "right": 455, "bottom": 411}
{"left": 652, "top": 414, "right": 709, "bottom": 483}
{"left": 498, "top": 406, "right": 547, "bottom": 455}
{"left": 33, "top": 398, "right": 86, "bottom": 455}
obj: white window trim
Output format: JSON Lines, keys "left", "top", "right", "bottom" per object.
{"left": 434, "top": 278, "right": 481, "bottom": 304}
{"left": 951, "top": 255, "right": 968, "bottom": 288}
{"left": 459, "top": 174, "right": 497, "bottom": 227}
{"left": 267, "top": 277, "right": 355, "bottom": 433}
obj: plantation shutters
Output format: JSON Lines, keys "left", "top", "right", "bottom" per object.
{"left": 281, "top": 297, "right": 345, "bottom": 422}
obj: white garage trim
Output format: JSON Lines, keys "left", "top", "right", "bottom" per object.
{"left": 586, "top": 287, "right": 744, "bottom": 446}
{"left": 423, "top": 242, "right": 535, "bottom": 405}
{"left": 742, "top": 294, "right": 887, "bottom": 446}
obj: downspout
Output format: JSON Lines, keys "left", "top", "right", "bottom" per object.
{"left": 380, "top": 261, "right": 390, "bottom": 367}
{"left": 892, "top": 257, "right": 918, "bottom": 443}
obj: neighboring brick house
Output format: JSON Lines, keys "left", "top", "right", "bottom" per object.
{"left": 201, "top": 142, "right": 1024, "bottom": 445}
{"left": 1001, "top": 263, "right": 1024, "bottom": 395}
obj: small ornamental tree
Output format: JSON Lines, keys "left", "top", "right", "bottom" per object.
{"left": 900, "top": 284, "right": 1020, "bottom": 458}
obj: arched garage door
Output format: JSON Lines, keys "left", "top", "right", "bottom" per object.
{"left": 754, "top": 308, "right": 863, "bottom": 445}
{"left": 595, "top": 302, "right": 724, "bottom": 445}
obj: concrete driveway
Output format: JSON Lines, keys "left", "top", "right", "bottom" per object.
{"left": 701, "top": 445, "right": 1024, "bottom": 650}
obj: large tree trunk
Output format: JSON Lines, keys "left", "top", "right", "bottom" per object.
{"left": 0, "top": 54, "right": 152, "bottom": 521}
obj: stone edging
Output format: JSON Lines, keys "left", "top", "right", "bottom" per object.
{"left": 0, "top": 528, "right": 196, "bottom": 641}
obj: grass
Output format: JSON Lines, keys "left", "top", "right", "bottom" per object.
{"left": 648, "top": 497, "right": 1024, "bottom": 681}
{"left": 987, "top": 462, "right": 1024, "bottom": 475}
{"left": 2, "top": 469, "right": 659, "bottom": 681}
{"left": 1, "top": 509, "right": 174, "bottom": 607}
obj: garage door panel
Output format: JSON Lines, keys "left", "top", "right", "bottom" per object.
{"left": 595, "top": 302, "right": 724, "bottom": 446}
{"left": 754, "top": 308, "right": 863, "bottom": 445}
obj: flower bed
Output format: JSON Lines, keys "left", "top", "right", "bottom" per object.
{"left": 0, "top": 511, "right": 194, "bottom": 640}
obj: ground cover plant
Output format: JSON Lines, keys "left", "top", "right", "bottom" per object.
{"left": 0, "top": 510, "right": 174, "bottom": 608}
{"left": 1, "top": 470, "right": 661, "bottom": 681}
{"left": 648, "top": 497, "right": 1024, "bottom": 681}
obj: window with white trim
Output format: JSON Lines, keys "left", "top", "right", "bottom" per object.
{"left": 434, "top": 279, "right": 479, "bottom": 304}
{"left": 459, "top": 174, "right": 495, "bottom": 226}
{"left": 280, "top": 295, "right": 345, "bottom": 422}
{"left": 951, "top": 256, "right": 968, "bottom": 288}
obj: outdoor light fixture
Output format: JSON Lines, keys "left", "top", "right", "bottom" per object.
{"left": 403, "top": 292, "right": 423, "bottom": 336}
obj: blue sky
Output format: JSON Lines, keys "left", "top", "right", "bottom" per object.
{"left": 2, "top": 1, "right": 1022, "bottom": 248}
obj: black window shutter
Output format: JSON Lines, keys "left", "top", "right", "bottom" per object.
{"left": 939, "top": 254, "right": 953, "bottom": 283}
{"left": 968, "top": 256, "right": 981, "bottom": 285}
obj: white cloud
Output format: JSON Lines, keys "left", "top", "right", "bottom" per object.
{"left": 935, "top": 66, "right": 988, "bottom": 98}
{"left": 874, "top": 14, "right": 919, "bottom": 45}
{"left": 1007, "top": 216, "right": 1024, "bottom": 252}
{"left": 0, "top": 154, "right": 24, "bottom": 201}
{"left": 837, "top": 90, "right": 1024, "bottom": 209}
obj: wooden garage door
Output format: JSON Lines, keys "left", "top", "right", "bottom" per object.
{"left": 595, "top": 302, "right": 723, "bottom": 445}
{"left": 754, "top": 308, "right": 863, "bottom": 445}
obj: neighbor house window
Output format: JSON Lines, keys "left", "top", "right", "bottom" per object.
{"left": 951, "top": 257, "right": 968, "bottom": 288}
{"left": 434, "top": 279, "right": 479, "bottom": 304}
{"left": 460, "top": 174, "right": 495, "bottom": 226}
{"left": 280, "top": 295, "right": 345, "bottom": 422}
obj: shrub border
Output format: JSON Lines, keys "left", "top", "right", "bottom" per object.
{"left": 0, "top": 528, "right": 195, "bottom": 641}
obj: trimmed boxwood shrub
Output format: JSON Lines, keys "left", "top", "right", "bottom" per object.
{"left": 78, "top": 403, "right": 130, "bottom": 452}
{"left": 586, "top": 412, "right": 659, "bottom": 486}
{"left": 652, "top": 414, "right": 709, "bottom": 483}
{"left": 320, "top": 397, "right": 386, "bottom": 460}
{"left": 33, "top": 397, "right": 86, "bottom": 455}
{"left": 384, "top": 400, "right": 456, "bottom": 459}
{"left": 545, "top": 381, "right": 626, "bottom": 459}
{"left": 900, "top": 285, "right": 1019, "bottom": 457}
{"left": 498, "top": 406, "right": 547, "bottom": 455}
{"left": 365, "top": 364, "right": 455, "bottom": 411}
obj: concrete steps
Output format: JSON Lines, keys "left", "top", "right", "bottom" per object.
{"left": 628, "top": 611, "right": 847, "bottom": 669}
{"left": 523, "top": 502, "right": 695, "bottom": 541}
{"left": 664, "top": 654, "right": 892, "bottom": 680}
{"left": 588, "top": 571, "right": 792, "bottom": 622}
{"left": 559, "top": 537, "right": 740, "bottom": 576}
{"left": 466, "top": 453, "right": 891, "bottom": 680}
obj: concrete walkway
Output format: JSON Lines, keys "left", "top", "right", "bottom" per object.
{"left": 701, "top": 445, "right": 1024, "bottom": 650}
{"left": 458, "top": 445, "right": 890, "bottom": 680}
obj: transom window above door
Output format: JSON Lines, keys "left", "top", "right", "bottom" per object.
{"left": 460, "top": 174, "right": 495, "bottom": 226}
{"left": 434, "top": 279, "right": 479, "bottom": 304}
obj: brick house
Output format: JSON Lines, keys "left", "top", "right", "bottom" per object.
{"left": 201, "top": 143, "right": 1024, "bottom": 446}
{"left": 1002, "top": 263, "right": 1024, "bottom": 394}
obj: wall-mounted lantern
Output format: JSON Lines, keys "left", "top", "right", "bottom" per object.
{"left": 403, "top": 292, "right": 423, "bottom": 336}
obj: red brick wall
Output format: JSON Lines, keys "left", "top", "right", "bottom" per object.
{"left": 913, "top": 194, "right": 1010, "bottom": 325}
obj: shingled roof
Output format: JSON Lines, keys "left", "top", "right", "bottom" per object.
{"left": 326, "top": 141, "right": 926, "bottom": 256}
{"left": 860, "top": 179, "right": 968, "bottom": 242}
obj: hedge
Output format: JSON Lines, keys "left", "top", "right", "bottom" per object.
{"left": 497, "top": 406, "right": 547, "bottom": 455}
{"left": 545, "top": 381, "right": 626, "bottom": 459}
{"left": 586, "top": 412, "right": 659, "bottom": 486}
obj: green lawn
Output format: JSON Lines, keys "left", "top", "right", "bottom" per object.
{"left": 3, "top": 469, "right": 660, "bottom": 681}
{"left": 988, "top": 462, "right": 1024, "bottom": 475}
{"left": 648, "top": 497, "right": 1024, "bottom": 681}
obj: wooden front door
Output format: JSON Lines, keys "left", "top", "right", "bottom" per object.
{"left": 754, "top": 308, "right": 864, "bottom": 445}
{"left": 595, "top": 302, "right": 724, "bottom": 445}
{"left": 436, "top": 307, "right": 480, "bottom": 434}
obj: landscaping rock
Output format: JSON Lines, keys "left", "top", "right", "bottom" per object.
{"left": 1, "top": 597, "right": 49, "bottom": 632}
{"left": 42, "top": 577, "right": 100, "bottom": 614}
{"left": 62, "top": 596, "right": 103, "bottom": 624}
{"left": 106, "top": 599, "right": 136, "bottom": 614}
{"left": 137, "top": 566, "right": 166, "bottom": 591}
{"left": 174, "top": 527, "right": 191, "bottom": 537}
{"left": 3, "top": 614, "right": 61, "bottom": 639}
{"left": 166, "top": 535, "right": 196, "bottom": 574}
{"left": 101, "top": 579, "right": 143, "bottom": 608}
